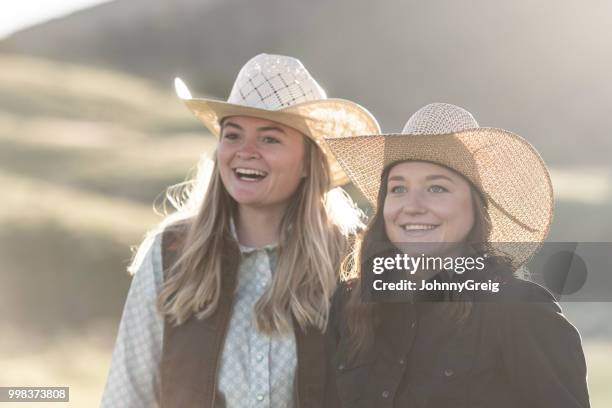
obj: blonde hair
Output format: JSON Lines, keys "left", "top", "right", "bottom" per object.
{"left": 131, "top": 137, "right": 364, "bottom": 335}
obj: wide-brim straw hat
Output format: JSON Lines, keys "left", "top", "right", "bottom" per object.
{"left": 324, "top": 103, "right": 554, "bottom": 266}
{"left": 174, "top": 53, "right": 380, "bottom": 186}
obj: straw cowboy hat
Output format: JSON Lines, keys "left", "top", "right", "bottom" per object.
{"left": 174, "top": 53, "right": 380, "bottom": 186}
{"left": 324, "top": 103, "right": 554, "bottom": 265}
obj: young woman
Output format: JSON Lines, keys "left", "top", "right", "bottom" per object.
{"left": 100, "top": 53, "right": 380, "bottom": 408}
{"left": 323, "top": 103, "right": 590, "bottom": 407}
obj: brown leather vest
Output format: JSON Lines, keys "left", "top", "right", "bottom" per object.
{"left": 159, "top": 226, "right": 329, "bottom": 408}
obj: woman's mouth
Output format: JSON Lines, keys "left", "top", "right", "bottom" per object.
{"left": 233, "top": 167, "right": 268, "bottom": 182}
{"left": 399, "top": 223, "right": 440, "bottom": 235}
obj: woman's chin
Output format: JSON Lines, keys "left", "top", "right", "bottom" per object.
{"left": 394, "top": 242, "right": 445, "bottom": 258}
{"left": 231, "top": 194, "right": 288, "bottom": 211}
{"left": 392, "top": 229, "right": 442, "bottom": 245}
{"left": 231, "top": 194, "right": 263, "bottom": 206}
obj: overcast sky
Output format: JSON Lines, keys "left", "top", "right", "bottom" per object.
{"left": 0, "top": 0, "right": 113, "bottom": 39}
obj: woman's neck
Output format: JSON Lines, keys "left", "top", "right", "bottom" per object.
{"left": 235, "top": 204, "right": 286, "bottom": 248}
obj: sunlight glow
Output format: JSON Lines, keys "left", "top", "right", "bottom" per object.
{"left": 0, "top": 0, "right": 113, "bottom": 39}
{"left": 174, "top": 77, "right": 193, "bottom": 100}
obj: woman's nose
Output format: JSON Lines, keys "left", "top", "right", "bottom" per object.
{"left": 236, "top": 149, "right": 259, "bottom": 160}
{"left": 400, "top": 192, "right": 427, "bottom": 215}
{"left": 235, "top": 139, "right": 260, "bottom": 160}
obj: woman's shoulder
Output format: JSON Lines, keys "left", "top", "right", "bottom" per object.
{"left": 128, "top": 220, "right": 192, "bottom": 281}
{"left": 485, "top": 276, "right": 570, "bottom": 333}
{"left": 496, "top": 276, "right": 558, "bottom": 305}
{"left": 160, "top": 220, "right": 192, "bottom": 248}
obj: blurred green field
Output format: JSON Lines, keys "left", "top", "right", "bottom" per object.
{"left": 0, "top": 53, "right": 213, "bottom": 405}
{"left": 0, "top": 53, "right": 610, "bottom": 406}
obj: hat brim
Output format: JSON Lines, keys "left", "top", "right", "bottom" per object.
{"left": 324, "top": 129, "right": 554, "bottom": 265}
{"left": 182, "top": 98, "right": 380, "bottom": 187}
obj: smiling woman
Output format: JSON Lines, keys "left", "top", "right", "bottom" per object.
{"left": 323, "top": 103, "right": 590, "bottom": 408}
{"left": 383, "top": 162, "right": 475, "bottom": 246}
{"left": 219, "top": 117, "right": 306, "bottom": 212}
{"left": 100, "top": 53, "right": 380, "bottom": 408}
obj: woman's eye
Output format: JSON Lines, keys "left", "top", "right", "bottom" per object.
{"left": 262, "top": 136, "right": 281, "bottom": 144}
{"left": 428, "top": 185, "right": 448, "bottom": 193}
{"left": 222, "top": 132, "right": 239, "bottom": 140}
{"left": 389, "top": 185, "right": 407, "bottom": 193}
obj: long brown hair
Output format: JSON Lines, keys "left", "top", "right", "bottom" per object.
{"left": 342, "top": 161, "right": 512, "bottom": 356}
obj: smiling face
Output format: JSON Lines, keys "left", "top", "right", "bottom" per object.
{"left": 383, "top": 161, "right": 475, "bottom": 255}
{"left": 217, "top": 115, "right": 306, "bottom": 212}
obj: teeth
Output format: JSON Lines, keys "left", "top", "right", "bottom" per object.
{"left": 234, "top": 168, "right": 267, "bottom": 177}
{"left": 402, "top": 224, "right": 437, "bottom": 231}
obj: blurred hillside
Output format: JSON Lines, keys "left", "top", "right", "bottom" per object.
{"left": 0, "top": 53, "right": 217, "bottom": 406}
{"left": 0, "top": 53, "right": 215, "bottom": 330}
{"left": 1, "top": 0, "right": 611, "bottom": 404}
{"left": 2, "top": 0, "right": 612, "bottom": 170}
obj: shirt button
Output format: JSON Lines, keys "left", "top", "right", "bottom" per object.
{"left": 382, "top": 390, "right": 390, "bottom": 399}
{"left": 444, "top": 368, "right": 454, "bottom": 377}
{"left": 337, "top": 363, "right": 345, "bottom": 371}
{"left": 398, "top": 358, "right": 405, "bottom": 365}
{"left": 256, "top": 393, "right": 264, "bottom": 401}
{"left": 410, "top": 321, "right": 416, "bottom": 328}
{"left": 256, "top": 353, "right": 264, "bottom": 362}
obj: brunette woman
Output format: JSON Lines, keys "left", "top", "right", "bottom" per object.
{"left": 324, "top": 103, "right": 590, "bottom": 408}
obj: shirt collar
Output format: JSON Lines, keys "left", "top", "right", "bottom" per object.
{"left": 230, "top": 217, "right": 278, "bottom": 254}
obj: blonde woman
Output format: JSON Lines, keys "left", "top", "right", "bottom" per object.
{"left": 100, "top": 54, "right": 379, "bottom": 408}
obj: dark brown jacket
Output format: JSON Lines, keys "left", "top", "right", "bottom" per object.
{"left": 326, "top": 274, "right": 590, "bottom": 408}
{"left": 159, "top": 226, "right": 329, "bottom": 408}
